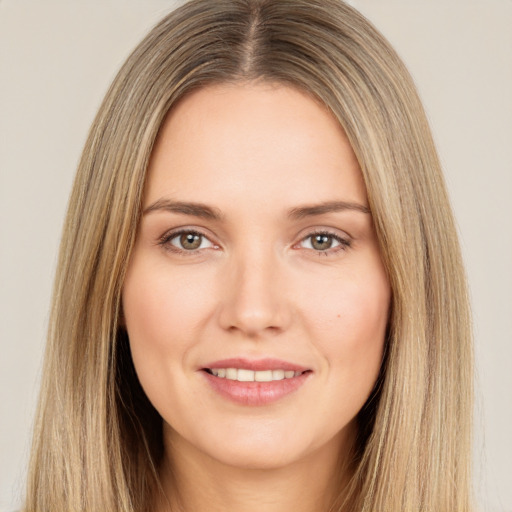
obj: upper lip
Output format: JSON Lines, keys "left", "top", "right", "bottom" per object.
{"left": 202, "top": 358, "right": 310, "bottom": 372}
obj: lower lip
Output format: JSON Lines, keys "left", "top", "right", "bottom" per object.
{"left": 202, "top": 371, "right": 311, "bottom": 406}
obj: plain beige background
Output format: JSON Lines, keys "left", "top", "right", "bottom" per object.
{"left": 0, "top": 1, "right": 511, "bottom": 511}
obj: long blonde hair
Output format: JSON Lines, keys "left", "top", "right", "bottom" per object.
{"left": 24, "top": 1, "right": 473, "bottom": 511}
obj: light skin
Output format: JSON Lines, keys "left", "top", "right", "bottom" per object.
{"left": 122, "top": 82, "right": 391, "bottom": 512}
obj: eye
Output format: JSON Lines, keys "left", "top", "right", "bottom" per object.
{"left": 298, "top": 232, "right": 350, "bottom": 253}
{"left": 160, "top": 230, "right": 215, "bottom": 252}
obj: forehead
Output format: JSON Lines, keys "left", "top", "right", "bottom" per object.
{"left": 145, "top": 82, "right": 367, "bottom": 210}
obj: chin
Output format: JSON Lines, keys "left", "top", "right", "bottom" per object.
{"left": 215, "top": 440, "right": 307, "bottom": 470}
{"left": 168, "top": 416, "right": 351, "bottom": 473}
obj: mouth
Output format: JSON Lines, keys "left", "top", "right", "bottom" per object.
{"left": 203, "top": 368, "right": 309, "bottom": 382}
{"left": 201, "top": 358, "right": 312, "bottom": 406}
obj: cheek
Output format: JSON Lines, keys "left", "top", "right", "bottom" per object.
{"left": 303, "top": 262, "right": 390, "bottom": 378}
{"left": 121, "top": 255, "right": 218, "bottom": 415}
{"left": 122, "top": 258, "right": 214, "bottom": 354}
{"left": 122, "top": 257, "right": 218, "bottom": 411}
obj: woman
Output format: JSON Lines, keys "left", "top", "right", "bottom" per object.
{"left": 23, "top": 0, "right": 474, "bottom": 511}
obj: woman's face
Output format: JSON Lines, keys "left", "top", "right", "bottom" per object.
{"left": 122, "top": 83, "right": 391, "bottom": 470}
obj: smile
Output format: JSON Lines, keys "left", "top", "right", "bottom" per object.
{"left": 205, "top": 368, "right": 305, "bottom": 382}
{"left": 201, "top": 359, "right": 312, "bottom": 406}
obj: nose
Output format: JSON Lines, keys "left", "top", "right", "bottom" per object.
{"left": 217, "top": 249, "right": 292, "bottom": 337}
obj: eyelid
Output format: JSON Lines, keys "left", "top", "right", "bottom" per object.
{"left": 155, "top": 225, "right": 352, "bottom": 256}
{"left": 293, "top": 228, "right": 352, "bottom": 255}
{"left": 157, "top": 227, "right": 219, "bottom": 254}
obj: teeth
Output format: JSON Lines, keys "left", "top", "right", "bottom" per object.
{"left": 255, "top": 370, "right": 272, "bottom": 382}
{"left": 209, "top": 368, "right": 304, "bottom": 382}
{"left": 238, "top": 369, "right": 255, "bottom": 382}
{"left": 272, "top": 369, "right": 284, "bottom": 381}
{"left": 226, "top": 368, "right": 237, "bottom": 379}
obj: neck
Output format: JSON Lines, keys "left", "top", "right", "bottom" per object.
{"left": 156, "top": 426, "right": 356, "bottom": 512}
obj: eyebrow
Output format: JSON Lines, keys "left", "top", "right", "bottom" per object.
{"left": 287, "top": 200, "right": 370, "bottom": 219}
{"left": 143, "top": 199, "right": 223, "bottom": 220}
{"left": 143, "top": 198, "right": 370, "bottom": 221}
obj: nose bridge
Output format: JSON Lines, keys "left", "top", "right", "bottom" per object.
{"left": 218, "top": 242, "right": 290, "bottom": 336}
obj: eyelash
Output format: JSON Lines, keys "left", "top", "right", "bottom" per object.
{"left": 157, "top": 229, "right": 352, "bottom": 256}
{"left": 297, "top": 230, "right": 352, "bottom": 256}
{"left": 157, "top": 229, "right": 215, "bottom": 255}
